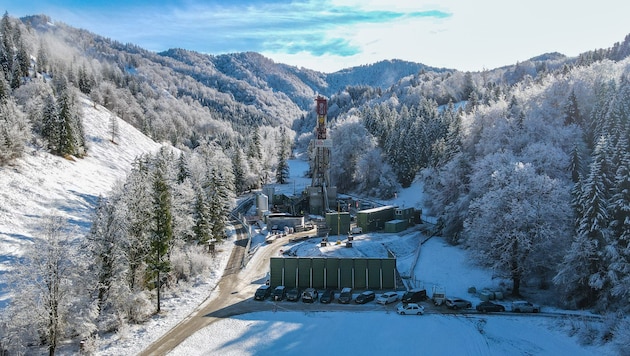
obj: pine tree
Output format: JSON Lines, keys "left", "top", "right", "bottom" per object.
{"left": 275, "top": 129, "right": 290, "bottom": 184}
{"left": 192, "top": 187, "right": 212, "bottom": 244}
{"left": 232, "top": 149, "right": 246, "bottom": 194}
{"left": 608, "top": 151, "right": 630, "bottom": 301}
{"left": 563, "top": 90, "right": 582, "bottom": 126}
{"left": 122, "top": 156, "right": 153, "bottom": 293}
{"left": 148, "top": 161, "right": 173, "bottom": 313}
{"left": 555, "top": 135, "right": 613, "bottom": 307}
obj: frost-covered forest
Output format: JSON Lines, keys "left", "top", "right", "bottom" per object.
{"left": 1, "top": 11, "right": 630, "bottom": 354}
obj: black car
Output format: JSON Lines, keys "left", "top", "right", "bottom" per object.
{"left": 286, "top": 287, "right": 301, "bottom": 302}
{"left": 254, "top": 285, "right": 271, "bottom": 300}
{"left": 401, "top": 288, "right": 427, "bottom": 303}
{"left": 476, "top": 301, "right": 505, "bottom": 313}
{"left": 320, "top": 288, "right": 335, "bottom": 304}
{"left": 338, "top": 287, "right": 353, "bottom": 304}
{"left": 272, "top": 286, "right": 286, "bottom": 301}
{"left": 355, "top": 290, "right": 376, "bottom": 304}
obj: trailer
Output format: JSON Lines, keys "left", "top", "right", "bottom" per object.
{"left": 432, "top": 285, "right": 446, "bottom": 306}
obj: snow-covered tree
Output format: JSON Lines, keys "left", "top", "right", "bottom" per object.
{"left": 5, "top": 216, "right": 96, "bottom": 355}
{"left": 555, "top": 135, "right": 613, "bottom": 307}
{"left": 0, "top": 95, "right": 30, "bottom": 164}
{"left": 465, "top": 162, "right": 571, "bottom": 295}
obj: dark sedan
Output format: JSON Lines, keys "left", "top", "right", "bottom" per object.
{"left": 355, "top": 290, "right": 376, "bottom": 304}
{"left": 320, "top": 288, "right": 335, "bottom": 304}
{"left": 476, "top": 301, "right": 505, "bottom": 313}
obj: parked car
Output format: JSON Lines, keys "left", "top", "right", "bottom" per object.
{"left": 376, "top": 291, "right": 399, "bottom": 305}
{"left": 302, "top": 288, "right": 319, "bottom": 303}
{"left": 254, "top": 285, "right": 271, "bottom": 301}
{"left": 511, "top": 301, "right": 540, "bottom": 313}
{"left": 396, "top": 303, "right": 425, "bottom": 315}
{"left": 286, "top": 287, "right": 301, "bottom": 301}
{"left": 272, "top": 286, "right": 286, "bottom": 301}
{"left": 355, "top": 290, "right": 376, "bottom": 304}
{"left": 320, "top": 288, "right": 335, "bottom": 304}
{"left": 401, "top": 288, "right": 427, "bottom": 303}
{"left": 476, "top": 301, "right": 505, "bottom": 313}
{"left": 445, "top": 297, "right": 472, "bottom": 309}
{"left": 338, "top": 287, "right": 353, "bottom": 304}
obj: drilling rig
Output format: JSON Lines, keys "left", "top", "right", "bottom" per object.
{"left": 308, "top": 95, "right": 336, "bottom": 215}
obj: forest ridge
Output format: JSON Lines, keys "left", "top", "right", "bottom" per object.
{"left": 1, "top": 11, "right": 630, "bottom": 354}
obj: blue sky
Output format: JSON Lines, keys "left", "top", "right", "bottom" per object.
{"left": 4, "top": 0, "right": 630, "bottom": 73}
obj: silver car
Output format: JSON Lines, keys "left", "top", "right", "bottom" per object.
{"left": 445, "top": 297, "right": 472, "bottom": 309}
{"left": 376, "top": 291, "right": 399, "bottom": 305}
{"left": 511, "top": 301, "right": 540, "bottom": 313}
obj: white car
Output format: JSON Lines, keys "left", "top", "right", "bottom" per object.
{"left": 377, "top": 291, "right": 399, "bottom": 305}
{"left": 396, "top": 303, "right": 425, "bottom": 315}
{"left": 511, "top": 301, "right": 540, "bottom": 313}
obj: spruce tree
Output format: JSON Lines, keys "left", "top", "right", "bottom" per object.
{"left": 149, "top": 161, "right": 173, "bottom": 313}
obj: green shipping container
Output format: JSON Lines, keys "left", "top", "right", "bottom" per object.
{"left": 326, "top": 258, "right": 339, "bottom": 288}
{"left": 312, "top": 258, "right": 326, "bottom": 288}
{"left": 367, "top": 259, "right": 382, "bottom": 289}
{"left": 339, "top": 259, "right": 354, "bottom": 288}
{"left": 298, "top": 258, "right": 312, "bottom": 288}
{"left": 284, "top": 258, "right": 298, "bottom": 288}
{"left": 354, "top": 259, "right": 367, "bottom": 289}
{"left": 326, "top": 212, "right": 351, "bottom": 235}
{"left": 381, "top": 259, "right": 396, "bottom": 289}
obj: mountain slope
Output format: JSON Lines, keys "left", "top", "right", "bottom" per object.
{"left": 0, "top": 96, "right": 162, "bottom": 306}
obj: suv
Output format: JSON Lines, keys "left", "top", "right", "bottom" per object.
{"left": 355, "top": 290, "right": 376, "bottom": 304}
{"left": 401, "top": 288, "right": 427, "bottom": 303}
{"left": 511, "top": 301, "right": 540, "bottom": 313}
{"left": 254, "top": 285, "right": 271, "bottom": 300}
{"left": 338, "top": 287, "right": 353, "bottom": 304}
{"left": 272, "top": 286, "right": 286, "bottom": 301}
{"left": 445, "top": 297, "right": 472, "bottom": 309}
{"left": 302, "top": 288, "right": 319, "bottom": 303}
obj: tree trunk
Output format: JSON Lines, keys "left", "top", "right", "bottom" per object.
{"left": 511, "top": 239, "right": 521, "bottom": 297}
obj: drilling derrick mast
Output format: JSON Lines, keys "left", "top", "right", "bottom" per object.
{"left": 308, "top": 95, "right": 335, "bottom": 215}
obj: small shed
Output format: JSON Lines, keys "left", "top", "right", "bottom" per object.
{"left": 326, "top": 211, "right": 351, "bottom": 235}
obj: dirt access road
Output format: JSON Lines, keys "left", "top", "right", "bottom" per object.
{"left": 140, "top": 219, "right": 303, "bottom": 355}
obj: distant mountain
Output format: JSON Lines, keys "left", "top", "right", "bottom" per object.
{"left": 325, "top": 59, "right": 448, "bottom": 93}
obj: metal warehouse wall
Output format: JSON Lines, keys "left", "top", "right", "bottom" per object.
{"left": 269, "top": 257, "right": 398, "bottom": 290}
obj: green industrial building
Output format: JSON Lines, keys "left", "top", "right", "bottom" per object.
{"left": 269, "top": 256, "right": 398, "bottom": 290}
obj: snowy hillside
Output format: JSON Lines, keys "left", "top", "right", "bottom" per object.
{"left": 0, "top": 95, "right": 163, "bottom": 307}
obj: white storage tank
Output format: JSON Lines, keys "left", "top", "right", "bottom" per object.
{"left": 256, "top": 193, "right": 268, "bottom": 217}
